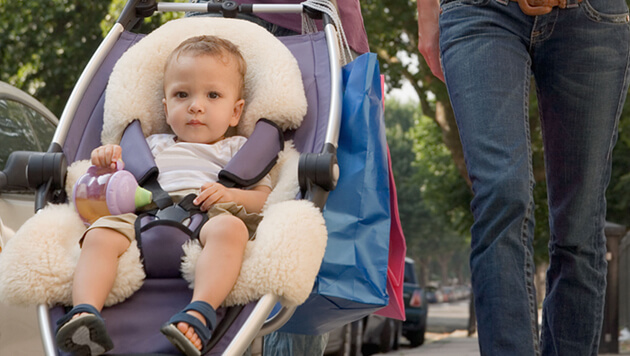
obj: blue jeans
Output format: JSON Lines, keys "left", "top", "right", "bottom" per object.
{"left": 439, "top": 0, "right": 630, "bottom": 355}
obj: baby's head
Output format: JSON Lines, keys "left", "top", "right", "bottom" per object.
{"left": 162, "top": 35, "right": 247, "bottom": 144}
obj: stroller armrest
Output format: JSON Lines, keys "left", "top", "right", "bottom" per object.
{"left": 0, "top": 147, "right": 67, "bottom": 211}
{"left": 298, "top": 143, "right": 339, "bottom": 209}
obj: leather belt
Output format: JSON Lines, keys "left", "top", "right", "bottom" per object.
{"left": 510, "top": 0, "right": 582, "bottom": 16}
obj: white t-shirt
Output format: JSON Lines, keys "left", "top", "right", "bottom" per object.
{"left": 146, "top": 134, "right": 272, "bottom": 194}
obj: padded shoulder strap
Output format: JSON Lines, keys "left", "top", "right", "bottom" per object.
{"left": 218, "top": 119, "right": 284, "bottom": 188}
{"left": 119, "top": 119, "right": 172, "bottom": 208}
{"left": 120, "top": 120, "right": 157, "bottom": 184}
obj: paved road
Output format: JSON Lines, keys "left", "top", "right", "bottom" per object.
{"left": 373, "top": 300, "right": 480, "bottom": 356}
{"left": 426, "top": 300, "right": 471, "bottom": 334}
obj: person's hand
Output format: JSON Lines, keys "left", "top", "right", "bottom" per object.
{"left": 90, "top": 144, "right": 122, "bottom": 169}
{"left": 194, "top": 182, "right": 234, "bottom": 211}
{"left": 417, "top": 0, "right": 445, "bottom": 82}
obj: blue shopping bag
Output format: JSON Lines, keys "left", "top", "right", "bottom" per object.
{"left": 280, "top": 53, "right": 391, "bottom": 334}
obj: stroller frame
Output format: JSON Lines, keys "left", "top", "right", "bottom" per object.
{"left": 27, "top": 1, "right": 344, "bottom": 355}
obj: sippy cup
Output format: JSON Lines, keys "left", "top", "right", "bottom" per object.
{"left": 73, "top": 161, "right": 153, "bottom": 225}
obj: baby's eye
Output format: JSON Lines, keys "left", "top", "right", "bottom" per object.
{"left": 208, "top": 92, "right": 219, "bottom": 99}
{"left": 175, "top": 92, "right": 188, "bottom": 99}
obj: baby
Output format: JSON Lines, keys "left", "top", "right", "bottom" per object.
{"left": 55, "top": 35, "right": 271, "bottom": 356}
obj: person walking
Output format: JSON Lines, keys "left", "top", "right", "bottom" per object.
{"left": 417, "top": 0, "right": 630, "bottom": 354}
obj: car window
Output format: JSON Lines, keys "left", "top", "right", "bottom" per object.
{"left": 0, "top": 98, "right": 55, "bottom": 169}
{"left": 404, "top": 261, "right": 418, "bottom": 284}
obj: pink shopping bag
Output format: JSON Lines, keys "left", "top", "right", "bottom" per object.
{"left": 374, "top": 147, "right": 407, "bottom": 320}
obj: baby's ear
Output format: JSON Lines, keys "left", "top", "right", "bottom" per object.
{"left": 231, "top": 99, "right": 245, "bottom": 127}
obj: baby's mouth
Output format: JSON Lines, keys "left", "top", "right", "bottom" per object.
{"left": 187, "top": 120, "right": 204, "bottom": 126}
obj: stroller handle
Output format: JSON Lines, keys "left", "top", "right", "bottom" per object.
{"left": 157, "top": 2, "right": 304, "bottom": 15}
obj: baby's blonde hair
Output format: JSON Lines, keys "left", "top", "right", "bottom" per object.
{"left": 165, "top": 35, "right": 247, "bottom": 98}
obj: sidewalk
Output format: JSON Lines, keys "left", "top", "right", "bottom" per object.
{"left": 412, "top": 330, "right": 479, "bottom": 356}
{"left": 385, "top": 330, "right": 629, "bottom": 356}
{"left": 409, "top": 330, "right": 479, "bottom": 356}
{"left": 374, "top": 330, "right": 480, "bottom": 356}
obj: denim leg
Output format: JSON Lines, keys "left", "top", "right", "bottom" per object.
{"left": 440, "top": 1, "right": 540, "bottom": 354}
{"left": 532, "top": 1, "right": 630, "bottom": 355}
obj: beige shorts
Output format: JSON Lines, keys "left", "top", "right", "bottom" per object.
{"left": 82, "top": 202, "right": 261, "bottom": 245}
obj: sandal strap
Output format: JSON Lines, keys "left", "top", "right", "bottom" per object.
{"left": 168, "top": 312, "right": 212, "bottom": 343}
{"left": 56, "top": 304, "right": 102, "bottom": 329}
{"left": 181, "top": 301, "right": 217, "bottom": 330}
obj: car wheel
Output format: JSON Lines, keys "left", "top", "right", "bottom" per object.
{"left": 378, "top": 318, "right": 396, "bottom": 353}
{"left": 361, "top": 342, "right": 379, "bottom": 356}
{"left": 392, "top": 320, "right": 402, "bottom": 350}
{"left": 408, "top": 325, "right": 426, "bottom": 348}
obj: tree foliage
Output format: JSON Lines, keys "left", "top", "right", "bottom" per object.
{"left": 385, "top": 99, "right": 471, "bottom": 284}
{"left": 0, "top": 0, "right": 111, "bottom": 116}
{"left": 0, "top": 1, "right": 182, "bottom": 117}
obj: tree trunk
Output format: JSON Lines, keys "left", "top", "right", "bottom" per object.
{"left": 437, "top": 252, "right": 455, "bottom": 286}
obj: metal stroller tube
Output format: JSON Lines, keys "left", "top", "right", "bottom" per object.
{"left": 323, "top": 17, "right": 343, "bottom": 149}
{"left": 38, "top": 304, "right": 57, "bottom": 356}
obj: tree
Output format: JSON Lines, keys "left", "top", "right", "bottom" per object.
{"left": 385, "top": 99, "right": 471, "bottom": 285}
{"left": 0, "top": 1, "right": 111, "bottom": 116}
{"left": 0, "top": 1, "right": 181, "bottom": 118}
{"left": 361, "top": 0, "right": 467, "bottom": 186}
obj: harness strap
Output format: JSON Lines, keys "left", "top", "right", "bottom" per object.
{"left": 142, "top": 175, "right": 174, "bottom": 210}
{"left": 218, "top": 118, "right": 284, "bottom": 188}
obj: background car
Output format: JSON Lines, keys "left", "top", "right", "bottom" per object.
{"left": 0, "top": 81, "right": 58, "bottom": 356}
{"left": 361, "top": 314, "right": 401, "bottom": 355}
{"left": 0, "top": 81, "right": 58, "bottom": 238}
{"left": 362, "top": 257, "right": 430, "bottom": 353}
{"left": 402, "top": 257, "right": 428, "bottom": 347}
{"left": 425, "top": 284, "right": 444, "bottom": 304}
{"left": 324, "top": 319, "right": 364, "bottom": 356}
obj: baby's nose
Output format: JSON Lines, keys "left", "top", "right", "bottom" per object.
{"left": 188, "top": 98, "right": 204, "bottom": 113}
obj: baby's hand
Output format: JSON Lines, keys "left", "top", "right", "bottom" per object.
{"left": 91, "top": 144, "right": 122, "bottom": 169}
{"left": 194, "top": 182, "right": 234, "bottom": 211}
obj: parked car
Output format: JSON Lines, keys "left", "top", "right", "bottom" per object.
{"left": 0, "top": 81, "right": 58, "bottom": 356}
{"left": 361, "top": 314, "right": 401, "bottom": 355}
{"left": 425, "top": 285, "right": 444, "bottom": 303}
{"left": 402, "top": 257, "right": 428, "bottom": 347}
{"left": 324, "top": 319, "right": 364, "bottom": 356}
{"left": 0, "top": 81, "right": 58, "bottom": 237}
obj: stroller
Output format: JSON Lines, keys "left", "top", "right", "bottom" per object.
{"left": 0, "top": 1, "right": 401, "bottom": 355}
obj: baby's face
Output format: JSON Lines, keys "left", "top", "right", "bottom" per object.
{"left": 162, "top": 53, "right": 244, "bottom": 144}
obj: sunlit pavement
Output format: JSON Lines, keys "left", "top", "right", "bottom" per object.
{"left": 372, "top": 330, "right": 479, "bottom": 356}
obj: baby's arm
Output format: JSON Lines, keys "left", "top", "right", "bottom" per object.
{"left": 91, "top": 144, "right": 122, "bottom": 169}
{"left": 194, "top": 182, "right": 271, "bottom": 214}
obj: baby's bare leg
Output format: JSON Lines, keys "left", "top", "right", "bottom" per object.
{"left": 72, "top": 228, "right": 131, "bottom": 312}
{"left": 179, "top": 214, "right": 248, "bottom": 349}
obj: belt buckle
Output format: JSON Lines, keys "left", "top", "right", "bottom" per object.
{"left": 517, "top": 0, "right": 552, "bottom": 15}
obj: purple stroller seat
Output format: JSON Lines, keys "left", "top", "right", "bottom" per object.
{"left": 38, "top": 6, "right": 339, "bottom": 356}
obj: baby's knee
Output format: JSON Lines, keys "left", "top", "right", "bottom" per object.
{"left": 200, "top": 215, "right": 248, "bottom": 244}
